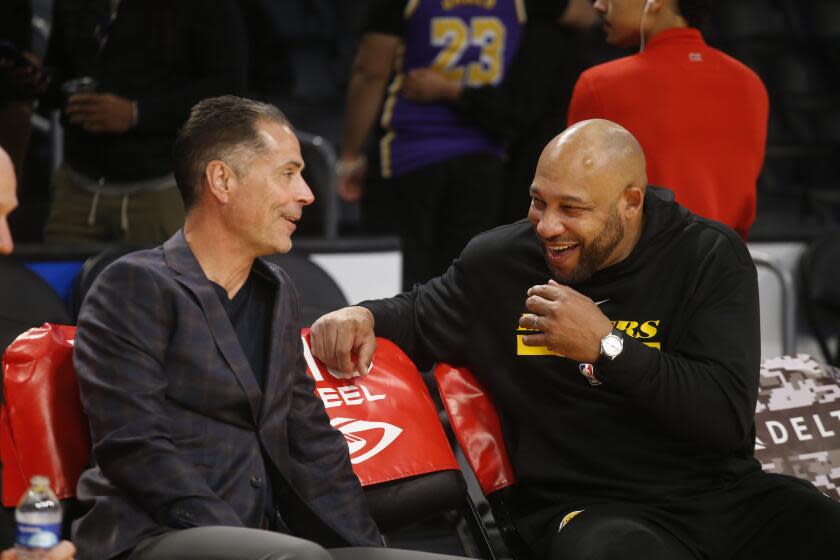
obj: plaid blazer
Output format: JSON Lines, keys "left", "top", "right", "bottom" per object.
{"left": 71, "top": 231, "right": 381, "bottom": 560}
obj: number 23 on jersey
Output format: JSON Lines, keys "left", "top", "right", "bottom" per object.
{"left": 430, "top": 16, "right": 507, "bottom": 86}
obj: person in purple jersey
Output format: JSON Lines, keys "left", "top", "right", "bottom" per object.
{"left": 339, "top": 0, "right": 526, "bottom": 290}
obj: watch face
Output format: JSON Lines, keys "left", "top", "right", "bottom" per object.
{"left": 602, "top": 334, "right": 623, "bottom": 358}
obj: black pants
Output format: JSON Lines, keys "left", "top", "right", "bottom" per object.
{"left": 370, "top": 152, "right": 504, "bottom": 291}
{"left": 538, "top": 472, "right": 840, "bottom": 560}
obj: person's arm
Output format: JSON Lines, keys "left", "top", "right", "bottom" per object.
{"left": 359, "top": 265, "right": 473, "bottom": 370}
{"left": 447, "top": 19, "right": 566, "bottom": 141}
{"left": 131, "top": 0, "right": 247, "bottom": 134}
{"left": 522, "top": 236, "right": 760, "bottom": 453}
{"left": 337, "top": 32, "right": 400, "bottom": 201}
{"left": 602, "top": 259, "right": 759, "bottom": 452}
{"left": 311, "top": 245, "right": 476, "bottom": 374}
{"left": 74, "top": 259, "right": 243, "bottom": 529}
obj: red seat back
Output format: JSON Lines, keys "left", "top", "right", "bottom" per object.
{"left": 301, "top": 331, "right": 459, "bottom": 486}
{"left": 434, "top": 363, "right": 516, "bottom": 496}
{"left": 1, "top": 324, "right": 89, "bottom": 506}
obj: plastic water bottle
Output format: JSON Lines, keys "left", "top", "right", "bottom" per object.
{"left": 15, "top": 476, "right": 62, "bottom": 560}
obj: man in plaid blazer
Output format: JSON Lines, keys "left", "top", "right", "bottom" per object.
{"left": 72, "top": 96, "right": 464, "bottom": 560}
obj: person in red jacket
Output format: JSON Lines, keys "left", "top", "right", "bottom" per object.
{"left": 568, "top": 0, "right": 768, "bottom": 239}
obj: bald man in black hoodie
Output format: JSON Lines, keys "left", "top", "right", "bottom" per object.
{"left": 312, "top": 120, "right": 840, "bottom": 560}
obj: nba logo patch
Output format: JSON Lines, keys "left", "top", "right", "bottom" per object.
{"left": 579, "top": 363, "right": 602, "bottom": 386}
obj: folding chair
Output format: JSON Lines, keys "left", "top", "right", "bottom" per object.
{"left": 301, "top": 332, "right": 495, "bottom": 557}
{"left": 1, "top": 324, "right": 495, "bottom": 558}
{"left": 0, "top": 324, "right": 88, "bottom": 538}
{"left": 748, "top": 248, "right": 797, "bottom": 359}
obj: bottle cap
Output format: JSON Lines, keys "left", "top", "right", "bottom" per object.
{"left": 30, "top": 475, "right": 50, "bottom": 487}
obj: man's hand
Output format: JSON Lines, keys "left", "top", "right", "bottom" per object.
{"left": 336, "top": 155, "right": 367, "bottom": 202}
{"left": 66, "top": 93, "right": 134, "bottom": 134}
{"left": 402, "top": 68, "right": 461, "bottom": 103}
{"left": 310, "top": 306, "right": 377, "bottom": 376}
{"left": 1, "top": 540, "right": 77, "bottom": 560}
{"left": 518, "top": 280, "right": 613, "bottom": 363}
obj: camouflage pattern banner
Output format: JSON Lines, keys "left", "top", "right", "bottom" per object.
{"left": 755, "top": 354, "right": 840, "bottom": 499}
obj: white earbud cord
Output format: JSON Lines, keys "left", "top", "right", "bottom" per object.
{"left": 639, "top": 4, "right": 649, "bottom": 52}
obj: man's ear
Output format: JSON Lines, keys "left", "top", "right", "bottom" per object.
{"left": 622, "top": 186, "right": 644, "bottom": 219}
{"left": 204, "top": 160, "right": 234, "bottom": 204}
{"left": 646, "top": 0, "right": 666, "bottom": 15}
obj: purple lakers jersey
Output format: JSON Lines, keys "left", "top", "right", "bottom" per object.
{"left": 381, "top": 0, "right": 525, "bottom": 178}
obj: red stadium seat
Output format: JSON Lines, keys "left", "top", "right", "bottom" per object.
{"left": 0, "top": 324, "right": 495, "bottom": 557}
{"left": 435, "top": 363, "right": 529, "bottom": 559}
{"left": 300, "top": 331, "right": 495, "bottom": 557}
{"left": 1, "top": 324, "right": 87, "bottom": 507}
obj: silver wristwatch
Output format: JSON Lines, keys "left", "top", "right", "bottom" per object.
{"left": 599, "top": 329, "right": 624, "bottom": 361}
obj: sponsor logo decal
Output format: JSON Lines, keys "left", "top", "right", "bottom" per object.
{"left": 331, "top": 417, "right": 403, "bottom": 464}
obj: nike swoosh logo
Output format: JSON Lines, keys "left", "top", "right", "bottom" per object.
{"left": 595, "top": 299, "right": 610, "bottom": 306}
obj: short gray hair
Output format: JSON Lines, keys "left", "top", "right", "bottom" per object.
{"left": 173, "top": 95, "right": 290, "bottom": 210}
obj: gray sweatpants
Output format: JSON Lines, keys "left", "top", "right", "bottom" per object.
{"left": 127, "top": 526, "right": 468, "bottom": 560}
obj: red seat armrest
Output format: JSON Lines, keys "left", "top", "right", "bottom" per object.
{"left": 434, "top": 363, "right": 515, "bottom": 495}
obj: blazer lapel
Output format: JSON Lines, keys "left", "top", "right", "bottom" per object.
{"left": 252, "top": 259, "right": 301, "bottom": 482}
{"left": 163, "top": 231, "right": 263, "bottom": 424}
{"left": 256, "top": 258, "right": 293, "bottom": 421}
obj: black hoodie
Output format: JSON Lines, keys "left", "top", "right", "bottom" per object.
{"left": 362, "top": 187, "right": 761, "bottom": 544}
